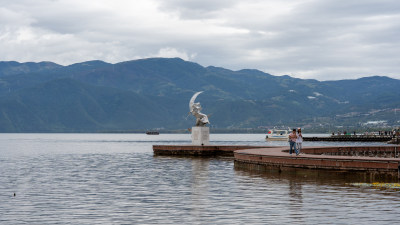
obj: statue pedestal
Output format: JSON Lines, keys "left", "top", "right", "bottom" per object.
{"left": 191, "top": 126, "right": 210, "bottom": 145}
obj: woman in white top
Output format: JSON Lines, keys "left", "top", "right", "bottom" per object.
{"left": 296, "top": 128, "right": 303, "bottom": 154}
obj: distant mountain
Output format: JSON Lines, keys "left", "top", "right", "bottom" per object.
{"left": 0, "top": 61, "right": 61, "bottom": 77}
{"left": 0, "top": 57, "right": 399, "bottom": 132}
{"left": 0, "top": 78, "right": 174, "bottom": 132}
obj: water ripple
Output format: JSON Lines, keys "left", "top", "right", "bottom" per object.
{"left": 0, "top": 134, "right": 399, "bottom": 224}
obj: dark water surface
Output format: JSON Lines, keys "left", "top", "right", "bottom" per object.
{"left": 0, "top": 133, "right": 399, "bottom": 224}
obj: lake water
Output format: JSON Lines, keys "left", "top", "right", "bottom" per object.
{"left": 0, "top": 133, "right": 399, "bottom": 224}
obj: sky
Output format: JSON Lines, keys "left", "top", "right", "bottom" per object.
{"left": 1, "top": 0, "right": 399, "bottom": 80}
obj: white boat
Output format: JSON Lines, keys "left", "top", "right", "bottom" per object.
{"left": 265, "top": 129, "right": 290, "bottom": 141}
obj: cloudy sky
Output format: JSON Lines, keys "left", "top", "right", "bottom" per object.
{"left": 1, "top": 0, "right": 399, "bottom": 80}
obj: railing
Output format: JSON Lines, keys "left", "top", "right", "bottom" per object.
{"left": 303, "top": 135, "right": 393, "bottom": 142}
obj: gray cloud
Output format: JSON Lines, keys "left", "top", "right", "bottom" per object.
{"left": 0, "top": 0, "right": 399, "bottom": 80}
{"left": 156, "top": 0, "right": 240, "bottom": 19}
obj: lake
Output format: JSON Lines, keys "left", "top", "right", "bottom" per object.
{"left": 0, "top": 133, "right": 399, "bottom": 224}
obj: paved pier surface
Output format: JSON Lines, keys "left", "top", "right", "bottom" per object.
{"left": 153, "top": 144, "right": 400, "bottom": 174}
{"left": 235, "top": 146, "right": 400, "bottom": 174}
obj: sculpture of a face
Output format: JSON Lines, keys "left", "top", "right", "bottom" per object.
{"left": 193, "top": 103, "right": 202, "bottom": 111}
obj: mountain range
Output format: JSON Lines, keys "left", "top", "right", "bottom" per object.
{"left": 0, "top": 58, "right": 399, "bottom": 132}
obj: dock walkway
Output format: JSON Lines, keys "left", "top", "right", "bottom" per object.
{"left": 153, "top": 144, "right": 400, "bottom": 176}
{"left": 153, "top": 145, "right": 270, "bottom": 156}
{"left": 234, "top": 146, "right": 400, "bottom": 175}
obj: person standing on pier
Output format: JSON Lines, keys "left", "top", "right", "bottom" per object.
{"left": 296, "top": 128, "right": 303, "bottom": 154}
{"left": 289, "top": 129, "right": 298, "bottom": 156}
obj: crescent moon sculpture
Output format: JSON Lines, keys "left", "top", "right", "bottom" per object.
{"left": 189, "top": 91, "right": 202, "bottom": 112}
{"left": 189, "top": 91, "right": 210, "bottom": 127}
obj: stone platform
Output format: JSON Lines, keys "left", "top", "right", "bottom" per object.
{"left": 234, "top": 146, "right": 400, "bottom": 175}
{"left": 153, "top": 144, "right": 400, "bottom": 176}
{"left": 153, "top": 145, "right": 271, "bottom": 156}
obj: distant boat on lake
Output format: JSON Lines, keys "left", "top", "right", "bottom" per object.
{"left": 146, "top": 131, "right": 159, "bottom": 135}
{"left": 265, "top": 129, "right": 290, "bottom": 141}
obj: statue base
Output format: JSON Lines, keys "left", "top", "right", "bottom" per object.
{"left": 191, "top": 126, "right": 210, "bottom": 145}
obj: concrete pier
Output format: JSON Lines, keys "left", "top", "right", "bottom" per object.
{"left": 234, "top": 146, "right": 400, "bottom": 175}
{"left": 153, "top": 144, "right": 400, "bottom": 175}
{"left": 153, "top": 145, "right": 271, "bottom": 156}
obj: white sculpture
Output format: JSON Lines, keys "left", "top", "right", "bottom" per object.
{"left": 189, "top": 91, "right": 210, "bottom": 127}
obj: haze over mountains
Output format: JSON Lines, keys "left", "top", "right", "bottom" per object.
{"left": 0, "top": 58, "right": 399, "bottom": 132}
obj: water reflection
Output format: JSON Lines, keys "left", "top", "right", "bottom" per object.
{"left": 288, "top": 179, "right": 304, "bottom": 222}
{"left": 190, "top": 158, "right": 210, "bottom": 219}
{"left": 234, "top": 164, "right": 400, "bottom": 224}
{"left": 288, "top": 179, "right": 303, "bottom": 204}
